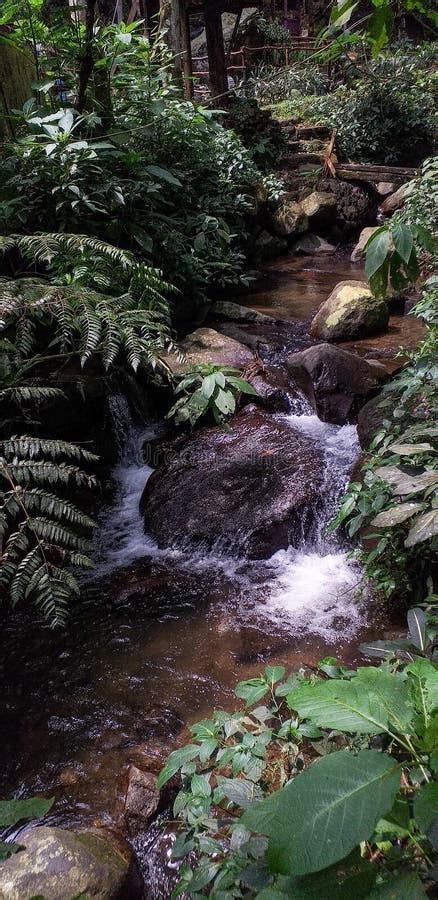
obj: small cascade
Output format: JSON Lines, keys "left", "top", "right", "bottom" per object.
{"left": 106, "top": 394, "right": 136, "bottom": 461}
{"left": 95, "top": 401, "right": 362, "bottom": 640}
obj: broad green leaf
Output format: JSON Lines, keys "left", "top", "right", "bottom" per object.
{"left": 215, "top": 387, "right": 235, "bottom": 416}
{"left": 256, "top": 849, "right": 376, "bottom": 899}
{"left": 387, "top": 443, "right": 433, "bottom": 456}
{"left": 201, "top": 373, "right": 216, "bottom": 399}
{"left": 365, "top": 228, "right": 390, "bottom": 279}
{"left": 405, "top": 509, "right": 438, "bottom": 547}
{"left": 216, "top": 775, "right": 262, "bottom": 809}
{"left": 406, "top": 658, "right": 438, "bottom": 721}
{"left": 146, "top": 165, "right": 182, "bottom": 187}
{"left": 359, "top": 639, "right": 416, "bottom": 661}
{"left": 243, "top": 750, "right": 399, "bottom": 876}
{"left": 414, "top": 782, "right": 438, "bottom": 841}
{"left": 265, "top": 665, "right": 285, "bottom": 685}
{"left": 368, "top": 872, "right": 427, "bottom": 898}
{"left": 354, "top": 667, "right": 414, "bottom": 733}
{"left": 235, "top": 678, "right": 269, "bottom": 706}
{"left": 331, "top": 0, "right": 360, "bottom": 28}
{"left": 371, "top": 502, "right": 423, "bottom": 527}
{"left": 157, "top": 744, "right": 200, "bottom": 789}
{"left": 407, "top": 608, "right": 427, "bottom": 652}
{"left": 0, "top": 796, "right": 54, "bottom": 827}
{"left": 391, "top": 223, "right": 413, "bottom": 265}
{"left": 288, "top": 668, "right": 413, "bottom": 735}
{"left": 367, "top": 7, "right": 393, "bottom": 57}
{"left": 374, "top": 466, "right": 438, "bottom": 496}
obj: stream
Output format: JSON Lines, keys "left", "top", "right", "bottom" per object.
{"left": 0, "top": 251, "right": 411, "bottom": 887}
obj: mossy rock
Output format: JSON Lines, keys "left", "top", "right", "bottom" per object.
{"left": 269, "top": 200, "right": 308, "bottom": 238}
{"left": 0, "top": 826, "right": 139, "bottom": 900}
{"left": 310, "top": 280, "right": 389, "bottom": 342}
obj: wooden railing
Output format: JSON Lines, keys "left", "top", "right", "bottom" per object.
{"left": 192, "top": 41, "right": 330, "bottom": 84}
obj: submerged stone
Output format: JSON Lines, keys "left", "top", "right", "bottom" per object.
{"left": 293, "top": 233, "right": 336, "bottom": 255}
{"left": 140, "top": 407, "right": 324, "bottom": 559}
{"left": 310, "top": 280, "right": 389, "bottom": 342}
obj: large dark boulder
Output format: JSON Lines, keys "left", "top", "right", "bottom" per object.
{"left": 286, "top": 343, "right": 385, "bottom": 425}
{"left": 318, "top": 178, "right": 376, "bottom": 236}
{"left": 140, "top": 408, "right": 324, "bottom": 559}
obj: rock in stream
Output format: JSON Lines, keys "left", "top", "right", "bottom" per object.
{"left": 140, "top": 407, "right": 324, "bottom": 559}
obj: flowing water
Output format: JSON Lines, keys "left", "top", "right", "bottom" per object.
{"left": 0, "top": 253, "right": 407, "bottom": 886}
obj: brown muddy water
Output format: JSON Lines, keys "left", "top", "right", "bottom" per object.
{"left": 0, "top": 252, "right": 418, "bottom": 836}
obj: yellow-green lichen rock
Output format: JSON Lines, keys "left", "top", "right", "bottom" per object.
{"left": 310, "top": 280, "right": 389, "bottom": 342}
{"left": 0, "top": 826, "right": 137, "bottom": 900}
{"left": 269, "top": 200, "right": 308, "bottom": 237}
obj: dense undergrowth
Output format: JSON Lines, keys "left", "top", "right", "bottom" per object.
{"left": 330, "top": 156, "right": 437, "bottom": 602}
{"left": 264, "top": 44, "right": 437, "bottom": 165}
{"left": 0, "top": 8, "right": 273, "bottom": 624}
{"left": 160, "top": 606, "right": 438, "bottom": 898}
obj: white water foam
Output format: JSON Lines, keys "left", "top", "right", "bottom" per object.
{"left": 259, "top": 548, "right": 361, "bottom": 637}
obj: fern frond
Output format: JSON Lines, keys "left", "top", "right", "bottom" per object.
{"left": 19, "top": 489, "right": 96, "bottom": 528}
{"left": 26, "top": 516, "right": 91, "bottom": 551}
{"left": 0, "top": 386, "right": 65, "bottom": 404}
{"left": 2, "top": 460, "right": 97, "bottom": 488}
{"left": 1, "top": 436, "right": 98, "bottom": 463}
{"left": 0, "top": 435, "right": 97, "bottom": 626}
{"left": 10, "top": 546, "right": 43, "bottom": 607}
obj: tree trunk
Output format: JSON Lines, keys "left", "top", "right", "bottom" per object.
{"left": 77, "top": 0, "right": 96, "bottom": 112}
{"left": 204, "top": 1, "right": 228, "bottom": 100}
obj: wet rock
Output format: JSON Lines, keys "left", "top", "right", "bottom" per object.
{"left": 254, "top": 229, "right": 288, "bottom": 259}
{"left": 161, "top": 327, "right": 255, "bottom": 375}
{"left": 318, "top": 179, "right": 376, "bottom": 235}
{"left": 380, "top": 183, "right": 408, "bottom": 215}
{"left": 301, "top": 191, "right": 336, "bottom": 228}
{"left": 269, "top": 199, "right": 308, "bottom": 238}
{"left": 351, "top": 227, "right": 385, "bottom": 262}
{"left": 357, "top": 394, "right": 386, "bottom": 449}
{"left": 286, "top": 343, "right": 384, "bottom": 424}
{"left": 247, "top": 366, "right": 292, "bottom": 412}
{"left": 210, "top": 300, "right": 275, "bottom": 324}
{"left": 377, "top": 181, "right": 395, "bottom": 196}
{"left": 140, "top": 407, "right": 324, "bottom": 559}
{"left": 124, "top": 766, "right": 160, "bottom": 837}
{"left": 293, "top": 233, "right": 336, "bottom": 255}
{"left": 0, "top": 826, "right": 139, "bottom": 900}
{"left": 310, "top": 280, "right": 389, "bottom": 342}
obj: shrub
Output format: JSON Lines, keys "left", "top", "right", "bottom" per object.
{"left": 267, "top": 47, "right": 437, "bottom": 165}
{"left": 159, "top": 608, "right": 438, "bottom": 898}
{"left": 166, "top": 364, "right": 257, "bottom": 427}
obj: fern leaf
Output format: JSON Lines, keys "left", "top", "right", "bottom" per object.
{"left": 26, "top": 516, "right": 92, "bottom": 551}
{"left": 19, "top": 489, "right": 96, "bottom": 528}
{"left": 1, "top": 436, "right": 98, "bottom": 463}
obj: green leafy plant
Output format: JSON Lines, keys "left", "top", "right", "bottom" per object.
{"left": 0, "top": 234, "right": 175, "bottom": 372}
{"left": 0, "top": 435, "right": 97, "bottom": 627}
{"left": 0, "top": 795, "right": 54, "bottom": 861}
{"left": 166, "top": 364, "right": 258, "bottom": 427}
{"left": 158, "top": 619, "right": 438, "bottom": 898}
